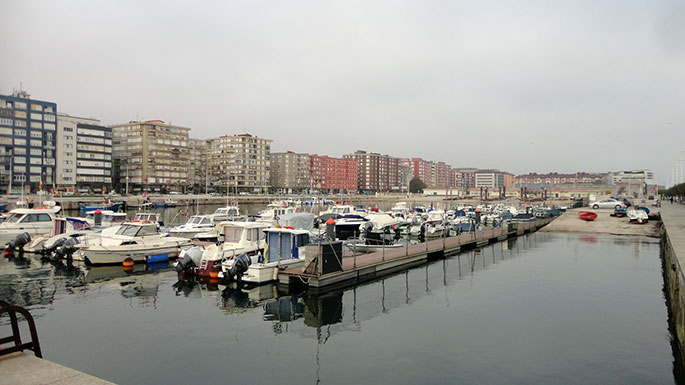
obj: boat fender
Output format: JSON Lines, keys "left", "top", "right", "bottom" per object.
{"left": 147, "top": 254, "right": 169, "bottom": 264}
{"left": 123, "top": 257, "right": 135, "bottom": 267}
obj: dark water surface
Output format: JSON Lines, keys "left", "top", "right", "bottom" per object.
{"left": 0, "top": 233, "right": 676, "bottom": 384}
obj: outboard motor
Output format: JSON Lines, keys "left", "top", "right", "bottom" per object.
{"left": 54, "top": 238, "right": 79, "bottom": 261}
{"left": 175, "top": 246, "right": 204, "bottom": 273}
{"left": 4, "top": 232, "right": 31, "bottom": 255}
{"left": 224, "top": 253, "right": 251, "bottom": 281}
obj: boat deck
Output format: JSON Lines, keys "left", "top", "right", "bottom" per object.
{"left": 279, "top": 217, "right": 554, "bottom": 292}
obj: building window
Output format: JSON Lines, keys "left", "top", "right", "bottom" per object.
{"left": 14, "top": 120, "right": 26, "bottom": 127}
{"left": 30, "top": 113, "right": 43, "bottom": 121}
{"left": 0, "top": 118, "right": 12, "bottom": 126}
{"left": 64, "top": 127, "right": 73, "bottom": 132}
{"left": 30, "top": 131, "right": 42, "bottom": 138}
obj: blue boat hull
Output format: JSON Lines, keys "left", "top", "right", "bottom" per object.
{"left": 79, "top": 202, "right": 122, "bottom": 213}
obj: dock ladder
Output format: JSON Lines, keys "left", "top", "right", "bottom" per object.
{"left": 0, "top": 300, "right": 42, "bottom": 358}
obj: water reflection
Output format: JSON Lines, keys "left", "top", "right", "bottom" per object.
{"left": 259, "top": 232, "right": 551, "bottom": 339}
{"left": 0, "top": 232, "right": 676, "bottom": 385}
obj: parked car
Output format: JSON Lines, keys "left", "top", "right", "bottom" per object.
{"left": 589, "top": 198, "right": 626, "bottom": 210}
{"left": 611, "top": 197, "right": 632, "bottom": 207}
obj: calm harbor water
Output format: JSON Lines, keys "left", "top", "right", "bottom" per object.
{"left": 0, "top": 232, "right": 678, "bottom": 384}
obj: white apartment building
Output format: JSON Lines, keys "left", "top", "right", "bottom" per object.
{"left": 56, "top": 113, "right": 113, "bottom": 193}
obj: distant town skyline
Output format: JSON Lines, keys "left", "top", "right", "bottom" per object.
{"left": 2, "top": 1, "right": 683, "bottom": 184}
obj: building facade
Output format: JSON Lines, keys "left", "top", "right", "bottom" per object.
{"left": 609, "top": 170, "right": 656, "bottom": 186}
{"left": 474, "top": 169, "right": 505, "bottom": 188}
{"left": 310, "top": 154, "right": 357, "bottom": 193}
{"left": 57, "top": 113, "right": 113, "bottom": 193}
{"left": 208, "top": 133, "right": 271, "bottom": 193}
{"left": 270, "top": 151, "right": 310, "bottom": 193}
{"left": 111, "top": 120, "right": 190, "bottom": 193}
{"left": 514, "top": 172, "right": 608, "bottom": 186}
{"left": 188, "top": 138, "right": 209, "bottom": 191}
{"left": 0, "top": 90, "right": 57, "bottom": 194}
{"left": 344, "top": 150, "right": 402, "bottom": 192}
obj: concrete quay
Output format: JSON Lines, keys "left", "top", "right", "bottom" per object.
{"left": 540, "top": 207, "right": 660, "bottom": 237}
{"left": 0, "top": 352, "right": 114, "bottom": 385}
{"left": 659, "top": 203, "right": 685, "bottom": 363}
{"left": 279, "top": 217, "right": 555, "bottom": 293}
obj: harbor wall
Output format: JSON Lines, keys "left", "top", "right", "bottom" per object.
{"left": 661, "top": 221, "right": 685, "bottom": 366}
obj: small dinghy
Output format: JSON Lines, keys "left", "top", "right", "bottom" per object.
{"left": 578, "top": 211, "right": 598, "bottom": 221}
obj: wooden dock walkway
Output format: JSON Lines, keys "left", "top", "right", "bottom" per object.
{"left": 279, "top": 217, "right": 554, "bottom": 292}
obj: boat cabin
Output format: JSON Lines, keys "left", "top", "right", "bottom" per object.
{"left": 115, "top": 222, "right": 160, "bottom": 237}
{"left": 263, "top": 228, "right": 310, "bottom": 264}
{"left": 1, "top": 206, "right": 61, "bottom": 226}
{"left": 131, "top": 212, "right": 160, "bottom": 223}
{"left": 220, "top": 222, "right": 268, "bottom": 244}
{"left": 185, "top": 215, "right": 214, "bottom": 226}
{"left": 213, "top": 206, "right": 240, "bottom": 217}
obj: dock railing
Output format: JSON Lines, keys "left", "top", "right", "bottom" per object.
{"left": 0, "top": 300, "right": 42, "bottom": 358}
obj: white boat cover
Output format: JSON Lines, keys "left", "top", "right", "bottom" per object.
{"left": 277, "top": 212, "right": 315, "bottom": 231}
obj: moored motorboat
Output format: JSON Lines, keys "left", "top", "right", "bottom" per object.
{"left": 0, "top": 205, "right": 62, "bottom": 245}
{"left": 234, "top": 227, "right": 311, "bottom": 285}
{"left": 168, "top": 215, "right": 215, "bottom": 238}
{"left": 75, "top": 222, "right": 192, "bottom": 266}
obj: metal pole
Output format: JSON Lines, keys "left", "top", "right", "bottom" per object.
{"left": 8, "top": 148, "right": 12, "bottom": 194}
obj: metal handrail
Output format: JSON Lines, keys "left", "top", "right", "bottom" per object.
{"left": 0, "top": 300, "right": 42, "bottom": 358}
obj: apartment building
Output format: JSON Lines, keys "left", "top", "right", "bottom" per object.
{"left": 188, "top": 138, "right": 209, "bottom": 190}
{"left": 474, "top": 169, "right": 505, "bottom": 188}
{"left": 111, "top": 120, "right": 190, "bottom": 192}
{"left": 0, "top": 89, "right": 57, "bottom": 194}
{"left": 310, "top": 154, "right": 357, "bottom": 193}
{"left": 270, "top": 151, "right": 310, "bottom": 193}
{"left": 344, "top": 150, "right": 401, "bottom": 193}
{"left": 57, "top": 113, "right": 113, "bottom": 193}
{"left": 208, "top": 133, "right": 271, "bottom": 193}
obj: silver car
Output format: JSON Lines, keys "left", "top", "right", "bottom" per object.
{"left": 590, "top": 198, "right": 626, "bottom": 210}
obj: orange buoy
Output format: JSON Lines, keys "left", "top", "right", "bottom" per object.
{"left": 209, "top": 270, "right": 220, "bottom": 279}
{"left": 325, "top": 218, "right": 336, "bottom": 225}
{"left": 123, "top": 257, "right": 135, "bottom": 267}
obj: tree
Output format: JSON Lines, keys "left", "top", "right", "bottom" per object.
{"left": 617, "top": 186, "right": 626, "bottom": 195}
{"left": 409, "top": 177, "right": 426, "bottom": 193}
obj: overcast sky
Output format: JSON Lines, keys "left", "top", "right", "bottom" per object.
{"left": 2, "top": 1, "right": 684, "bottom": 184}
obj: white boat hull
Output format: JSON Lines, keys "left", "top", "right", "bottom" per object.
{"left": 79, "top": 239, "right": 192, "bottom": 265}
{"left": 240, "top": 259, "right": 304, "bottom": 285}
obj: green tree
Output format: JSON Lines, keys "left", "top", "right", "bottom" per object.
{"left": 409, "top": 177, "right": 426, "bottom": 193}
{"left": 617, "top": 186, "right": 626, "bottom": 195}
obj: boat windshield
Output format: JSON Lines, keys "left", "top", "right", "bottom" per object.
{"left": 227, "top": 208, "right": 238, "bottom": 215}
{"left": 188, "top": 216, "right": 202, "bottom": 224}
{"left": 200, "top": 217, "right": 213, "bottom": 225}
{"left": 224, "top": 227, "right": 243, "bottom": 243}
{"left": 4, "top": 214, "right": 22, "bottom": 223}
{"left": 103, "top": 215, "right": 126, "bottom": 224}
{"left": 116, "top": 224, "right": 140, "bottom": 237}
{"left": 214, "top": 209, "right": 226, "bottom": 215}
